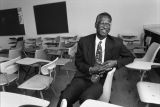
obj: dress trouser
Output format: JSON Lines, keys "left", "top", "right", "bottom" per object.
{"left": 57, "top": 77, "right": 105, "bottom": 107}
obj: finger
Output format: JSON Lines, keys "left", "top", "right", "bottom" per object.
{"left": 99, "top": 65, "right": 110, "bottom": 71}
{"left": 103, "top": 61, "right": 109, "bottom": 65}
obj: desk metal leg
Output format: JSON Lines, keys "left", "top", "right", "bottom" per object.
{"left": 140, "top": 70, "right": 147, "bottom": 81}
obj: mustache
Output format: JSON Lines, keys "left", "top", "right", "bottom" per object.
{"left": 100, "top": 28, "right": 110, "bottom": 30}
{"left": 99, "top": 26, "right": 110, "bottom": 29}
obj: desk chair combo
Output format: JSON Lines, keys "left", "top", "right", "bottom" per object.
{"left": 18, "top": 57, "right": 59, "bottom": 99}
{"left": 132, "top": 36, "right": 152, "bottom": 57}
{"left": 125, "top": 42, "right": 160, "bottom": 81}
{"left": 35, "top": 49, "right": 71, "bottom": 79}
{"left": 0, "top": 56, "right": 21, "bottom": 91}
{"left": 125, "top": 42, "right": 160, "bottom": 107}
{"left": 118, "top": 33, "right": 152, "bottom": 58}
{"left": 31, "top": 49, "right": 50, "bottom": 74}
{"left": 118, "top": 34, "right": 139, "bottom": 45}
{"left": 0, "top": 47, "right": 22, "bottom": 91}
{"left": 23, "top": 37, "right": 42, "bottom": 58}
{"left": 18, "top": 49, "right": 50, "bottom": 80}
{"left": 45, "top": 36, "right": 78, "bottom": 59}
{"left": 44, "top": 36, "right": 64, "bottom": 58}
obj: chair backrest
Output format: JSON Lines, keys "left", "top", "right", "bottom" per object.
{"left": 54, "top": 36, "right": 60, "bottom": 43}
{"left": 68, "top": 43, "right": 77, "bottom": 58}
{"left": 8, "top": 48, "right": 22, "bottom": 59}
{"left": 99, "top": 67, "right": 116, "bottom": 102}
{"left": 141, "top": 42, "right": 160, "bottom": 62}
{"left": 41, "top": 57, "right": 59, "bottom": 75}
{"left": 35, "top": 37, "right": 42, "bottom": 46}
{"left": 0, "top": 56, "right": 21, "bottom": 74}
{"left": 15, "top": 40, "right": 24, "bottom": 50}
{"left": 15, "top": 37, "right": 24, "bottom": 49}
{"left": 35, "top": 49, "right": 48, "bottom": 60}
{"left": 145, "top": 37, "right": 152, "bottom": 47}
{"left": 58, "top": 40, "right": 65, "bottom": 48}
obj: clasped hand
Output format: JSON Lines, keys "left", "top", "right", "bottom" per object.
{"left": 89, "top": 60, "right": 117, "bottom": 74}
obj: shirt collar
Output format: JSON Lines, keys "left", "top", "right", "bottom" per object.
{"left": 95, "top": 35, "right": 106, "bottom": 44}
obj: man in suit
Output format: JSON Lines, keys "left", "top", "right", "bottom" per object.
{"left": 57, "top": 12, "right": 134, "bottom": 107}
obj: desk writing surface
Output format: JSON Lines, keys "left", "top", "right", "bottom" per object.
{"left": 80, "top": 99, "right": 123, "bottom": 107}
{"left": 16, "top": 57, "right": 71, "bottom": 67}
{"left": 16, "top": 57, "right": 51, "bottom": 65}
{"left": 0, "top": 92, "right": 50, "bottom": 107}
{"left": 126, "top": 61, "right": 160, "bottom": 71}
{"left": 144, "top": 25, "right": 160, "bottom": 35}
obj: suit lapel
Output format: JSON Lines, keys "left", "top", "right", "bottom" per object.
{"left": 104, "top": 36, "right": 113, "bottom": 61}
{"left": 87, "top": 34, "right": 96, "bottom": 66}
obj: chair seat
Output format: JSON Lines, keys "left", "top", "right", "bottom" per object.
{"left": 18, "top": 74, "right": 53, "bottom": 90}
{"left": 0, "top": 74, "right": 18, "bottom": 85}
{"left": 137, "top": 82, "right": 160, "bottom": 105}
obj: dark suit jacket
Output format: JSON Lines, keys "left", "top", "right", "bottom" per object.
{"left": 75, "top": 33, "right": 134, "bottom": 78}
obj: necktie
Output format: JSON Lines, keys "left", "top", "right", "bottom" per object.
{"left": 95, "top": 41, "right": 102, "bottom": 64}
{"left": 91, "top": 41, "right": 102, "bottom": 83}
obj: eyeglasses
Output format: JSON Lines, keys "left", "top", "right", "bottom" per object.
{"left": 99, "top": 22, "right": 111, "bottom": 27}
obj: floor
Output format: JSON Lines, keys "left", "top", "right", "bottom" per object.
{"left": 1, "top": 61, "right": 160, "bottom": 107}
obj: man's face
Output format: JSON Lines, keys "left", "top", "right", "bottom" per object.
{"left": 96, "top": 16, "right": 111, "bottom": 38}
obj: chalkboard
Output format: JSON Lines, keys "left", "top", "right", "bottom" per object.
{"left": 0, "top": 8, "right": 25, "bottom": 36}
{"left": 34, "top": 1, "right": 69, "bottom": 34}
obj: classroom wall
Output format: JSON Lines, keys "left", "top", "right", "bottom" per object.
{"left": 0, "top": 0, "right": 159, "bottom": 49}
